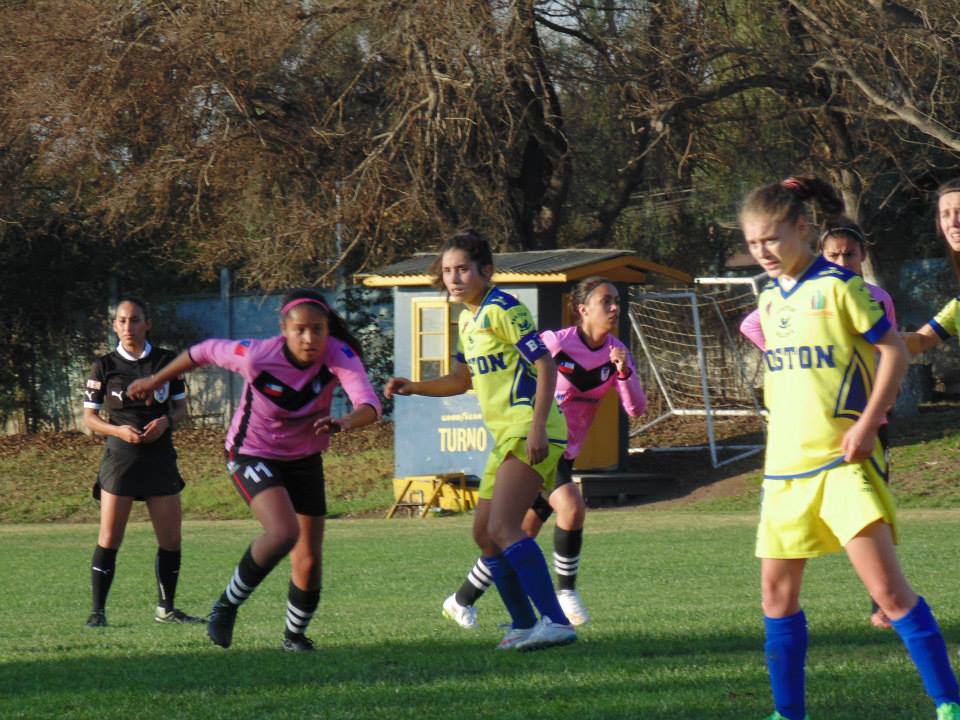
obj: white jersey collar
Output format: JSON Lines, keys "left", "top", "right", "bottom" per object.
{"left": 116, "top": 340, "right": 152, "bottom": 361}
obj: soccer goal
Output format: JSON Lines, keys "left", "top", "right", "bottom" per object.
{"left": 628, "top": 276, "right": 767, "bottom": 468}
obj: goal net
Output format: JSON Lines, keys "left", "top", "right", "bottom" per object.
{"left": 627, "top": 276, "right": 767, "bottom": 468}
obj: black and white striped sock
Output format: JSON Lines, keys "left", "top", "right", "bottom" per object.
{"left": 219, "top": 546, "right": 272, "bottom": 608}
{"left": 455, "top": 557, "right": 493, "bottom": 606}
{"left": 285, "top": 581, "right": 321, "bottom": 638}
{"left": 554, "top": 527, "right": 583, "bottom": 591}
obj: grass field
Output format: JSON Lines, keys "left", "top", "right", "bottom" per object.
{"left": 3, "top": 510, "right": 960, "bottom": 719}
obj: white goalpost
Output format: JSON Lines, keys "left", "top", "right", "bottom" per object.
{"left": 627, "top": 275, "right": 767, "bottom": 468}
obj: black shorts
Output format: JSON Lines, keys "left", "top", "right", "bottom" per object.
{"left": 530, "top": 456, "right": 575, "bottom": 522}
{"left": 225, "top": 451, "right": 327, "bottom": 517}
{"left": 95, "top": 435, "right": 184, "bottom": 500}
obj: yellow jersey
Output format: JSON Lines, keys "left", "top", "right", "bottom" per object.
{"left": 455, "top": 286, "right": 567, "bottom": 445}
{"left": 758, "top": 256, "right": 891, "bottom": 479}
{"left": 929, "top": 295, "right": 960, "bottom": 340}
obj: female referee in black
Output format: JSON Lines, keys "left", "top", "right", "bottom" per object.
{"left": 82, "top": 297, "right": 202, "bottom": 628}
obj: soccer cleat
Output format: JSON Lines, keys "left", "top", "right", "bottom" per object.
{"left": 557, "top": 588, "right": 591, "bottom": 626}
{"left": 207, "top": 599, "right": 239, "bottom": 648}
{"left": 496, "top": 624, "right": 534, "bottom": 650}
{"left": 937, "top": 703, "right": 960, "bottom": 720}
{"left": 85, "top": 610, "right": 107, "bottom": 628}
{"left": 763, "top": 713, "right": 810, "bottom": 720}
{"left": 514, "top": 616, "right": 576, "bottom": 652}
{"left": 155, "top": 607, "right": 205, "bottom": 624}
{"left": 282, "top": 632, "right": 316, "bottom": 653}
{"left": 442, "top": 593, "right": 478, "bottom": 630}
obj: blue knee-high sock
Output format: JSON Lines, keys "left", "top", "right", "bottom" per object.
{"left": 764, "top": 611, "right": 807, "bottom": 720}
{"left": 891, "top": 596, "right": 960, "bottom": 706}
{"left": 503, "top": 537, "right": 570, "bottom": 625}
{"left": 483, "top": 553, "right": 536, "bottom": 630}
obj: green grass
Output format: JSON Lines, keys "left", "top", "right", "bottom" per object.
{"left": 0, "top": 433, "right": 394, "bottom": 524}
{"left": 2, "top": 511, "right": 960, "bottom": 719}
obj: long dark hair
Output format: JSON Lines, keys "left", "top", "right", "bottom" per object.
{"left": 569, "top": 276, "right": 614, "bottom": 326}
{"left": 935, "top": 179, "right": 960, "bottom": 281}
{"left": 280, "top": 289, "right": 363, "bottom": 359}
{"left": 429, "top": 228, "right": 494, "bottom": 292}
{"left": 740, "top": 175, "right": 845, "bottom": 229}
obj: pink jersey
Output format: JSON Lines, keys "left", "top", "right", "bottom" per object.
{"left": 541, "top": 327, "right": 646, "bottom": 459}
{"left": 740, "top": 281, "right": 897, "bottom": 352}
{"left": 189, "top": 335, "right": 381, "bottom": 459}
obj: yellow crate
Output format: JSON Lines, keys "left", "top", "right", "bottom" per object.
{"left": 386, "top": 474, "right": 478, "bottom": 518}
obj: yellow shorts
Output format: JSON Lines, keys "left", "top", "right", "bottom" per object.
{"left": 478, "top": 436, "right": 565, "bottom": 501}
{"left": 755, "top": 459, "right": 898, "bottom": 559}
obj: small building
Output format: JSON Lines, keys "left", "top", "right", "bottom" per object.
{"left": 356, "top": 249, "right": 691, "bottom": 513}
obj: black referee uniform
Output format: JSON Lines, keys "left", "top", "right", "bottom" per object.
{"left": 84, "top": 342, "right": 186, "bottom": 498}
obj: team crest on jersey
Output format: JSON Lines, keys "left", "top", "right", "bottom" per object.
{"left": 774, "top": 305, "right": 796, "bottom": 338}
{"left": 601, "top": 366, "right": 611, "bottom": 382}
{"left": 153, "top": 382, "right": 170, "bottom": 403}
{"left": 558, "top": 360, "right": 575, "bottom": 374}
{"left": 312, "top": 378, "right": 323, "bottom": 394}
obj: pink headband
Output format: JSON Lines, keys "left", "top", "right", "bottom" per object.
{"left": 281, "top": 297, "right": 329, "bottom": 316}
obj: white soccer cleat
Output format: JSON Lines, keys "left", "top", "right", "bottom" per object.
{"left": 442, "top": 593, "right": 478, "bottom": 630}
{"left": 557, "top": 589, "right": 591, "bottom": 626}
{"left": 496, "top": 624, "right": 534, "bottom": 650}
{"left": 514, "top": 616, "right": 576, "bottom": 652}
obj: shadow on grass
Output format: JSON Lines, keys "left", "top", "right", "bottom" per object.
{"left": 1, "top": 623, "right": 951, "bottom": 720}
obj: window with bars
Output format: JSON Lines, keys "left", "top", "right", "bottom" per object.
{"left": 412, "top": 299, "right": 460, "bottom": 381}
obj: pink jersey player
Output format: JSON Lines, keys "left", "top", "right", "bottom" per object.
{"left": 189, "top": 334, "right": 381, "bottom": 459}
{"left": 127, "top": 290, "right": 381, "bottom": 652}
{"left": 542, "top": 326, "right": 646, "bottom": 459}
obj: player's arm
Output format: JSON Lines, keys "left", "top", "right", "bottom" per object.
{"left": 384, "top": 361, "right": 472, "bottom": 399}
{"left": 902, "top": 325, "right": 941, "bottom": 355}
{"left": 842, "top": 327, "right": 908, "bottom": 462}
{"left": 127, "top": 350, "right": 197, "bottom": 401}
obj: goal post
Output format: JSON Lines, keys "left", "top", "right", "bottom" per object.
{"left": 628, "top": 275, "right": 767, "bottom": 468}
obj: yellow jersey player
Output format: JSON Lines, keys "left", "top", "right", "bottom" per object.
{"left": 742, "top": 175, "right": 960, "bottom": 720}
{"left": 386, "top": 229, "right": 574, "bottom": 651}
{"left": 904, "top": 179, "right": 960, "bottom": 355}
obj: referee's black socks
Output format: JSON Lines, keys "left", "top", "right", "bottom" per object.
{"left": 91, "top": 545, "right": 118, "bottom": 612}
{"left": 155, "top": 548, "right": 181, "bottom": 613}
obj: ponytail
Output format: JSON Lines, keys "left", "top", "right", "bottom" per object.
{"left": 741, "top": 175, "right": 845, "bottom": 228}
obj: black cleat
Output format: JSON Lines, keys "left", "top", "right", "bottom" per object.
{"left": 85, "top": 610, "right": 107, "bottom": 628}
{"left": 281, "top": 632, "right": 316, "bottom": 653}
{"left": 155, "top": 607, "right": 205, "bottom": 624}
{"left": 207, "top": 600, "right": 238, "bottom": 648}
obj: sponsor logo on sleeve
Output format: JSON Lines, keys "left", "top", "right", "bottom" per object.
{"left": 234, "top": 339, "right": 252, "bottom": 356}
{"left": 86, "top": 379, "right": 102, "bottom": 390}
